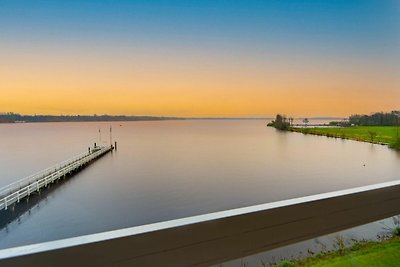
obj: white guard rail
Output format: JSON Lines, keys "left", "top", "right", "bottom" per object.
{"left": 0, "top": 179, "right": 400, "bottom": 266}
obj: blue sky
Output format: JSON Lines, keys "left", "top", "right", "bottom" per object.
{"left": 0, "top": 0, "right": 399, "bottom": 116}
{"left": 1, "top": 0, "right": 398, "bottom": 53}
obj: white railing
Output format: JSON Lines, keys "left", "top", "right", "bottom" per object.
{"left": 0, "top": 179, "right": 399, "bottom": 266}
{"left": 0, "top": 152, "right": 89, "bottom": 198}
{"left": 0, "top": 147, "right": 112, "bottom": 211}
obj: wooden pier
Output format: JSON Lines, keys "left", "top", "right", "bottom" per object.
{"left": 0, "top": 145, "right": 113, "bottom": 211}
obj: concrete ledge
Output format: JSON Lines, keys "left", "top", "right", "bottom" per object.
{"left": 1, "top": 180, "right": 400, "bottom": 266}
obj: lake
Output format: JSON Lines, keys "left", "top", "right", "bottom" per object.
{"left": 0, "top": 120, "right": 399, "bottom": 254}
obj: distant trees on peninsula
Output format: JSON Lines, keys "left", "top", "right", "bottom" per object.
{"left": 267, "top": 111, "right": 400, "bottom": 150}
{"left": 268, "top": 114, "right": 291, "bottom": 130}
{"left": 349, "top": 111, "right": 400, "bottom": 126}
{"left": 267, "top": 110, "right": 400, "bottom": 130}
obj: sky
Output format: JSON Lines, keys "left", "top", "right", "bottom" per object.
{"left": 0, "top": 0, "right": 399, "bottom": 117}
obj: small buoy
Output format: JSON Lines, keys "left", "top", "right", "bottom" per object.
{"left": 363, "top": 164, "right": 365, "bottom": 167}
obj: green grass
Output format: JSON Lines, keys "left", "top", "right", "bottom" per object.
{"left": 277, "top": 237, "right": 400, "bottom": 267}
{"left": 290, "top": 126, "right": 400, "bottom": 148}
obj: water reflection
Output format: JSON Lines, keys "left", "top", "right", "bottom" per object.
{"left": 0, "top": 120, "right": 399, "bottom": 249}
{"left": 219, "top": 215, "right": 400, "bottom": 267}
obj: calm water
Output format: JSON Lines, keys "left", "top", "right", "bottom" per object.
{"left": 0, "top": 120, "right": 399, "bottom": 250}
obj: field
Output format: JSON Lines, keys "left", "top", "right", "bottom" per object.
{"left": 290, "top": 126, "right": 399, "bottom": 147}
{"left": 277, "top": 237, "right": 400, "bottom": 267}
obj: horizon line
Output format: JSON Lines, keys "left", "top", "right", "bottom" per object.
{"left": 0, "top": 112, "right": 347, "bottom": 120}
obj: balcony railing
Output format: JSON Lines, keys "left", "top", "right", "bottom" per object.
{"left": 0, "top": 179, "right": 400, "bottom": 266}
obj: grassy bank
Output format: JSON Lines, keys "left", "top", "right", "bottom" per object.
{"left": 289, "top": 126, "right": 400, "bottom": 149}
{"left": 277, "top": 237, "right": 400, "bottom": 267}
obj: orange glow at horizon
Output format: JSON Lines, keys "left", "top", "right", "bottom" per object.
{"left": 1, "top": 44, "right": 399, "bottom": 118}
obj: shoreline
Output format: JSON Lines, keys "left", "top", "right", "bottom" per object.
{"left": 276, "top": 236, "right": 400, "bottom": 267}
{"left": 289, "top": 127, "right": 390, "bottom": 146}
{"left": 264, "top": 123, "right": 400, "bottom": 265}
{"left": 268, "top": 125, "right": 400, "bottom": 151}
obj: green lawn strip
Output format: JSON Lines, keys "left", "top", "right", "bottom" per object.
{"left": 290, "top": 126, "right": 399, "bottom": 146}
{"left": 289, "top": 237, "right": 400, "bottom": 267}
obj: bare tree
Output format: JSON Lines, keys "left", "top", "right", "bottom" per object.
{"left": 289, "top": 117, "right": 294, "bottom": 126}
{"left": 303, "top": 118, "right": 309, "bottom": 127}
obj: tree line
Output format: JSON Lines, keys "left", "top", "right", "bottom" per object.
{"left": 0, "top": 112, "right": 182, "bottom": 123}
{"left": 349, "top": 111, "right": 400, "bottom": 126}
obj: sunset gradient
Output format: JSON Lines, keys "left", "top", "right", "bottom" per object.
{"left": 1, "top": 0, "right": 399, "bottom": 117}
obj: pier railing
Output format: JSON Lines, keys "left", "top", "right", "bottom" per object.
{"left": 0, "top": 146, "right": 112, "bottom": 211}
{"left": 0, "top": 179, "right": 400, "bottom": 266}
{"left": 0, "top": 152, "right": 88, "bottom": 198}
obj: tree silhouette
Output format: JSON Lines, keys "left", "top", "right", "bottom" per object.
{"left": 274, "top": 114, "right": 290, "bottom": 130}
{"left": 303, "top": 118, "right": 309, "bottom": 127}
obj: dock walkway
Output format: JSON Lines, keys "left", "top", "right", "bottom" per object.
{"left": 0, "top": 146, "right": 113, "bottom": 211}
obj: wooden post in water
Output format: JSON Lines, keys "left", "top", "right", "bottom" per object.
{"left": 110, "top": 126, "right": 112, "bottom": 148}
{"left": 114, "top": 141, "right": 117, "bottom": 150}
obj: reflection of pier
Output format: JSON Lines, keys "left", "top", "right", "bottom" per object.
{"left": 0, "top": 145, "right": 114, "bottom": 211}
